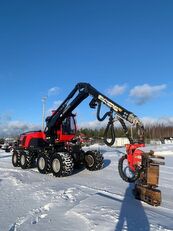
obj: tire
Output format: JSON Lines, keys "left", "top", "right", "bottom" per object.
{"left": 84, "top": 150, "right": 104, "bottom": 171}
{"left": 50, "top": 152, "right": 74, "bottom": 177}
{"left": 12, "top": 150, "right": 20, "bottom": 167}
{"left": 118, "top": 155, "right": 139, "bottom": 183}
{"left": 20, "top": 152, "right": 32, "bottom": 169}
{"left": 72, "top": 150, "right": 85, "bottom": 169}
{"left": 37, "top": 153, "right": 51, "bottom": 174}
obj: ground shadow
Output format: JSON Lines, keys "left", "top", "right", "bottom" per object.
{"left": 103, "top": 159, "right": 111, "bottom": 169}
{"left": 103, "top": 159, "right": 111, "bottom": 168}
{"left": 71, "top": 165, "right": 86, "bottom": 176}
{"left": 115, "top": 183, "right": 150, "bottom": 231}
{"left": 71, "top": 158, "right": 111, "bottom": 176}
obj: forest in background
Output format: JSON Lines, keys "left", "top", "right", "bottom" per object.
{"left": 0, "top": 124, "right": 173, "bottom": 144}
{"left": 79, "top": 124, "right": 173, "bottom": 142}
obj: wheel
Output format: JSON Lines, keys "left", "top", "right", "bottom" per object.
{"left": 50, "top": 152, "right": 74, "bottom": 177}
{"left": 20, "top": 153, "right": 27, "bottom": 169}
{"left": 12, "top": 150, "right": 20, "bottom": 167}
{"left": 118, "top": 155, "right": 139, "bottom": 183}
{"left": 72, "top": 150, "right": 85, "bottom": 169}
{"left": 84, "top": 150, "right": 104, "bottom": 171}
{"left": 37, "top": 153, "right": 50, "bottom": 174}
{"left": 20, "top": 152, "right": 32, "bottom": 169}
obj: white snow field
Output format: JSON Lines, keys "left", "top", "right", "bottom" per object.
{"left": 0, "top": 144, "right": 173, "bottom": 231}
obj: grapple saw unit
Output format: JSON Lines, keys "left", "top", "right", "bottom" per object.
{"left": 12, "top": 82, "right": 164, "bottom": 206}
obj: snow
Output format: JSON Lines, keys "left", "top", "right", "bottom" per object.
{"left": 136, "top": 144, "right": 173, "bottom": 156}
{"left": 0, "top": 144, "right": 173, "bottom": 231}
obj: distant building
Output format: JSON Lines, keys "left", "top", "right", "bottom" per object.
{"left": 150, "top": 139, "right": 162, "bottom": 145}
{"left": 106, "top": 137, "right": 130, "bottom": 147}
{"left": 0, "top": 137, "right": 16, "bottom": 152}
{"left": 162, "top": 137, "right": 173, "bottom": 144}
{"left": 114, "top": 137, "right": 130, "bottom": 147}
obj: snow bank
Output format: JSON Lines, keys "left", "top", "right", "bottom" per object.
{"left": 137, "top": 144, "right": 173, "bottom": 156}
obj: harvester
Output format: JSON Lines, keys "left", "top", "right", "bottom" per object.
{"left": 12, "top": 83, "right": 164, "bottom": 206}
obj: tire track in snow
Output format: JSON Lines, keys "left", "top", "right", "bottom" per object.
{"left": 9, "top": 203, "right": 54, "bottom": 231}
{"left": 67, "top": 184, "right": 173, "bottom": 231}
{"left": 9, "top": 187, "right": 85, "bottom": 230}
{"left": 79, "top": 184, "right": 173, "bottom": 214}
{"left": 78, "top": 184, "right": 124, "bottom": 200}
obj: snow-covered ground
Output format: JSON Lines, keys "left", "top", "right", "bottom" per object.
{"left": 0, "top": 144, "right": 173, "bottom": 231}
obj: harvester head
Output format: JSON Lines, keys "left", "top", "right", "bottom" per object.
{"left": 133, "top": 151, "right": 165, "bottom": 206}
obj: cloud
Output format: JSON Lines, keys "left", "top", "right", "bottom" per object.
{"left": 79, "top": 120, "right": 108, "bottom": 129}
{"left": 52, "top": 100, "right": 63, "bottom": 108}
{"left": 142, "top": 116, "right": 173, "bottom": 126}
{"left": 0, "top": 113, "right": 41, "bottom": 137}
{"left": 48, "top": 87, "right": 60, "bottom": 96}
{"left": 79, "top": 116, "right": 173, "bottom": 130}
{"left": 129, "top": 84, "right": 166, "bottom": 105}
{"left": 0, "top": 120, "right": 41, "bottom": 137}
{"left": 0, "top": 113, "right": 12, "bottom": 125}
{"left": 107, "top": 84, "right": 126, "bottom": 96}
{"left": 47, "top": 100, "right": 63, "bottom": 116}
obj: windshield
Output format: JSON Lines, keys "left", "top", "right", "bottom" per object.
{"left": 62, "top": 116, "right": 76, "bottom": 134}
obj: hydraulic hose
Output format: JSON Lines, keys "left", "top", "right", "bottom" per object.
{"left": 103, "top": 116, "right": 116, "bottom": 146}
{"left": 96, "top": 102, "right": 111, "bottom": 121}
{"left": 96, "top": 103, "right": 116, "bottom": 146}
{"left": 118, "top": 117, "right": 134, "bottom": 144}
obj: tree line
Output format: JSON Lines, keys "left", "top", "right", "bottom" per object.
{"left": 0, "top": 124, "right": 173, "bottom": 143}
{"left": 79, "top": 124, "right": 173, "bottom": 141}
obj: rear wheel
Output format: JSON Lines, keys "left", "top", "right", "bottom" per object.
{"left": 37, "top": 153, "right": 50, "bottom": 174}
{"left": 118, "top": 155, "right": 139, "bottom": 183}
{"left": 20, "top": 154, "right": 27, "bottom": 169}
{"left": 12, "top": 150, "right": 20, "bottom": 167}
{"left": 51, "top": 152, "right": 74, "bottom": 177}
{"left": 20, "top": 152, "right": 32, "bottom": 169}
{"left": 84, "top": 150, "right": 104, "bottom": 171}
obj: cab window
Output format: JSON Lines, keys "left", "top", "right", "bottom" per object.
{"left": 62, "top": 116, "right": 76, "bottom": 134}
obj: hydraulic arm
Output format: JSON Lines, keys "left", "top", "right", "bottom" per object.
{"left": 44, "top": 82, "right": 144, "bottom": 145}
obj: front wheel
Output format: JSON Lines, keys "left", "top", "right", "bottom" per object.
{"left": 118, "top": 155, "right": 139, "bottom": 183}
{"left": 84, "top": 150, "right": 104, "bottom": 171}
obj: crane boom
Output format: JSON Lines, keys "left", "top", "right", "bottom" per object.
{"left": 45, "top": 82, "right": 144, "bottom": 144}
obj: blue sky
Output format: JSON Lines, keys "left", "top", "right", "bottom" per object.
{"left": 0, "top": 0, "right": 173, "bottom": 135}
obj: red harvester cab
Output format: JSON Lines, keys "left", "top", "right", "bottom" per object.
{"left": 19, "top": 115, "right": 77, "bottom": 149}
{"left": 55, "top": 115, "right": 77, "bottom": 142}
